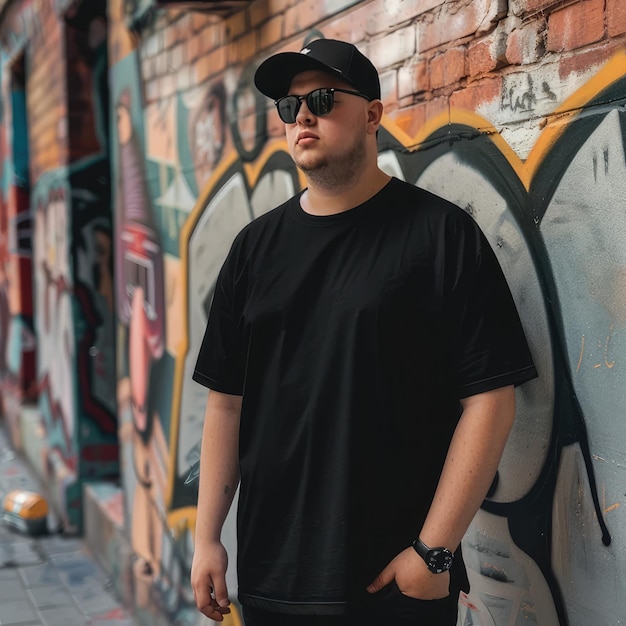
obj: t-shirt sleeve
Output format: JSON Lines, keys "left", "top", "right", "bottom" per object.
{"left": 445, "top": 212, "right": 537, "bottom": 398}
{"left": 192, "top": 253, "right": 246, "bottom": 396}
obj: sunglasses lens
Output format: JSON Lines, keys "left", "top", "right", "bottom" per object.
{"left": 277, "top": 96, "right": 300, "bottom": 123}
{"left": 308, "top": 89, "right": 334, "bottom": 116}
{"left": 275, "top": 89, "right": 337, "bottom": 123}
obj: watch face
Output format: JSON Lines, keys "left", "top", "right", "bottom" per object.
{"left": 426, "top": 548, "right": 454, "bottom": 574}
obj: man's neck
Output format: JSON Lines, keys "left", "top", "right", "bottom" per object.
{"left": 301, "top": 167, "right": 391, "bottom": 216}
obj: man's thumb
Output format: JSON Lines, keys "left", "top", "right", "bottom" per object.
{"left": 213, "top": 578, "right": 230, "bottom": 607}
{"left": 366, "top": 570, "right": 390, "bottom": 594}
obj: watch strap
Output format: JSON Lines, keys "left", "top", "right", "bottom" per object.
{"left": 412, "top": 537, "right": 430, "bottom": 560}
{"left": 411, "top": 537, "right": 454, "bottom": 574}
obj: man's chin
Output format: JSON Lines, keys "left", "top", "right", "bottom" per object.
{"left": 295, "top": 158, "right": 328, "bottom": 174}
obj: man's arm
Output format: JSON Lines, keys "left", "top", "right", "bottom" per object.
{"left": 191, "top": 390, "right": 242, "bottom": 621}
{"left": 367, "top": 384, "right": 516, "bottom": 599}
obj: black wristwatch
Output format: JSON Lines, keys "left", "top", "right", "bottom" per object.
{"left": 412, "top": 538, "right": 454, "bottom": 574}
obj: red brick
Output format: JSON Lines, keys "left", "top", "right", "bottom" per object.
{"left": 249, "top": 0, "right": 267, "bottom": 28}
{"left": 259, "top": 15, "right": 284, "bottom": 50}
{"left": 398, "top": 60, "right": 429, "bottom": 98}
{"left": 368, "top": 26, "right": 417, "bottom": 71}
{"left": 186, "top": 33, "right": 203, "bottom": 63}
{"left": 468, "top": 40, "right": 498, "bottom": 75}
{"left": 520, "top": 0, "right": 563, "bottom": 13}
{"left": 445, "top": 46, "right": 467, "bottom": 83}
{"left": 249, "top": 0, "right": 290, "bottom": 28}
{"left": 284, "top": 0, "right": 325, "bottom": 40}
{"left": 419, "top": 0, "right": 505, "bottom": 52}
{"left": 164, "top": 24, "right": 180, "bottom": 49}
{"left": 195, "top": 46, "right": 228, "bottom": 84}
{"left": 191, "top": 10, "right": 210, "bottom": 32}
{"left": 201, "top": 23, "right": 223, "bottom": 55}
{"left": 607, "top": 0, "right": 626, "bottom": 36}
{"left": 226, "top": 30, "right": 258, "bottom": 65}
{"left": 430, "top": 47, "right": 466, "bottom": 90}
{"left": 429, "top": 54, "right": 445, "bottom": 90}
{"left": 450, "top": 76, "right": 502, "bottom": 111}
{"left": 326, "top": 2, "right": 370, "bottom": 43}
{"left": 363, "top": 0, "right": 443, "bottom": 36}
{"left": 547, "top": 0, "right": 605, "bottom": 52}
{"left": 224, "top": 9, "right": 249, "bottom": 40}
{"left": 425, "top": 95, "right": 449, "bottom": 121}
{"left": 557, "top": 42, "right": 619, "bottom": 80}
{"left": 506, "top": 19, "right": 546, "bottom": 65}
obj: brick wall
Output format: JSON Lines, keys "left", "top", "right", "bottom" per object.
{"left": 134, "top": 0, "right": 626, "bottom": 150}
{"left": 0, "top": 0, "right": 69, "bottom": 180}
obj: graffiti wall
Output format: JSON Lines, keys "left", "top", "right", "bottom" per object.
{"left": 103, "top": 1, "right": 626, "bottom": 625}
{"left": 0, "top": 22, "right": 36, "bottom": 447}
{"left": 0, "top": 0, "right": 117, "bottom": 532}
{"left": 377, "top": 58, "right": 626, "bottom": 624}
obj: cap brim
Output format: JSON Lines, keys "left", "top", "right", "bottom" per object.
{"left": 254, "top": 52, "right": 355, "bottom": 100}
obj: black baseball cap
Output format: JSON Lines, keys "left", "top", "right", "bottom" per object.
{"left": 254, "top": 38, "right": 381, "bottom": 101}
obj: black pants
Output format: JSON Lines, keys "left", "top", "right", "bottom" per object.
{"left": 242, "top": 583, "right": 459, "bottom": 625}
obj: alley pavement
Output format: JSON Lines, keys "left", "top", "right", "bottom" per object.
{"left": 0, "top": 423, "right": 135, "bottom": 626}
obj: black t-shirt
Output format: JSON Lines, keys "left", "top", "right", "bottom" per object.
{"left": 193, "top": 177, "right": 537, "bottom": 614}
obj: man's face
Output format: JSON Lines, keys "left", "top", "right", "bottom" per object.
{"left": 283, "top": 70, "right": 372, "bottom": 182}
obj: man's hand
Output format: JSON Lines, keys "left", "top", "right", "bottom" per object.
{"left": 366, "top": 547, "right": 450, "bottom": 600}
{"left": 191, "top": 540, "right": 231, "bottom": 621}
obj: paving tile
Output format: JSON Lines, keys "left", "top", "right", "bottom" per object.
{"left": 90, "top": 608, "right": 133, "bottom": 621}
{"left": 49, "top": 550, "right": 106, "bottom": 579}
{"left": 0, "top": 566, "right": 22, "bottom": 580}
{"left": 37, "top": 535, "right": 84, "bottom": 557}
{"left": 38, "top": 605, "right": 90, "bottom": 626}
{"left": 68, "top": 582, "right": 120, "bottom": 616}
{"left": 0, "top": 524, "right": 18, "bottom": 538}
{"left": 89, "top": 606, "right": 135, "bottom": 624}
{"left": 1, "top": 428, "right": 133, "bottom": 625}
{"left": 0, "top": 577, "right": 28, "bottom": 601}
{"left": 0, "top": 539, "right": 43, "bottom": 567}
{"left": 27, "top": 584, "right": 74, "bottom": 609}
{"left": 0, "top": 532, "right": 32, "bottom": 544}
{"left": 0, "top": 599, "right": 39, "bottom": 625}
{"left": 19, "top": 563, "right": 63, "bottom": 587}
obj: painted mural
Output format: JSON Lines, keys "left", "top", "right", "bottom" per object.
{"left": 103, "top": 6, "right": 626, "bottom": 623}
{"left": 0, "top": 0, "right": 117, "bottom": 532}
{"left": 0, "top": 58, "right": 36, "bottom": 445}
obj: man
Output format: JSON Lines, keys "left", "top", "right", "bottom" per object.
{"left": 191, "top": 38, "right": 537, "bottom": 625}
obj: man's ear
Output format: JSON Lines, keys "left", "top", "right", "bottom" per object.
{"left": 367, "top": 100, "right": 384, "bottom": 133}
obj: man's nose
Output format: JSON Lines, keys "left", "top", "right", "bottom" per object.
{"left": 295, "top": 98, "right": 315, "bottom": 124}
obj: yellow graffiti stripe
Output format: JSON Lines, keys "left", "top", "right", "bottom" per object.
{"left": 222, "top": 605, "right": 244, "bottom": 626}
{"left": 525, "top": 48, "right": 626, "bottom": 186}
{"left": 241, "top": 138, "right": 306, "bottom": 189}
{"left": 167, "top": 139, "right": 299, "bottom": 510}
{"left": 166, "top": 506, "right": 197, "bottom": 535}
{"left": 383, "top": 109, "right": 527, "bottom": 185}
{"left": 165, "top": 149, "right": 242, "bottom": 510}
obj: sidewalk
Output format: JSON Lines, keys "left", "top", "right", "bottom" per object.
{"left": 0, "top": 423, "right": 135, "bottom": 626}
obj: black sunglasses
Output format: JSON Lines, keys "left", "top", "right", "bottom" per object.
{"left": 274, "top": 87, "right": 371, "bottom": 124}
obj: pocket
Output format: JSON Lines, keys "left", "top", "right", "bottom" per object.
{"left": 378, "top": 580, "right": 457, "bottom": 622}
{"left": 388, "top": 579, "right": 450, "bottom": 604}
